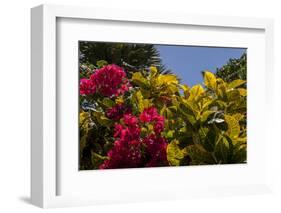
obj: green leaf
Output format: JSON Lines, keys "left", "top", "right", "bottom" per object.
{"left": 160, "top": 105, "right": 173, "bottom": 118}
{"left": 226, "top": 89, "right": 241, "bottom": 101}
{"left": 185, "top": 145, "right": 215, "bottom": 165}
{"left": 80, "top": 134, "right": 88, "bottom": 153}
{"left": 102, "top": 98, "right": 115, "bottom": 108}
{"left": 93, "top": 112, "right": 112, "bottom": 126}
{"left": 91, "top": 152, "right": 109, "bottom": 168}
{"left": 204, "top": 71, "right": 217, "bottom": 90}
{"left": 198, "top": 127, "right": 217, "bottom": 152}
{"left": 179, "top": 102, "right": 197, "bottom": 126}
{"left": 165, "top": 130, "right": 175, "bottom": 139}
{"left": 96, "top": 60, "right": 108, "bottom": 68}
{"left": 214, "top": 137, "right": 230, "bottom": 163}
{"left": 232, "top": 146, "right": 247, "bottom": 163}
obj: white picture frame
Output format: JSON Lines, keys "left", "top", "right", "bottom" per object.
{"left": 31, "top": 4, "right": 274, "bottom": 208}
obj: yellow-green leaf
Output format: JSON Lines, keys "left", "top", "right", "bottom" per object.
{"left": 214, "top": 137, "right": 230, "bottom": 163}
{"left": 94, "top": 112, "right": 112, "bottom": 126}
{"left": 167, "top": 140, "right": 186, "bottom": 166}
{"left": 225, "top": 115, "right": 240, "bottom": 138}
{"left": 132, "top": 90, "right": 152, "bottom": 112}
{"left": 80, "top": 134, "right": 88, "bottom": 152}
{"left": 91, "top": 152, "right": 109, "bottom": 168}
{"left": 150, "top": 66, "right": 158, "bottom": 77}
{"left": 115, "top": 96, "right": 124, "bottom": 104}
{"left": 228, "top": 79, "right": 246, "bottom": 89}
{"left": 102, "top": 97, "right": 115, "bottom": 107}
{"left": 132, "top": 72, "right": 149, "bottom": 87}
{"left": 238, "top": 88, "right": 247, "bottom": 96}
{"left": 180, "top": 84, "right": 190, "bottom": 98}
{"left": 185, "top": 145, "right": 215, "bottom": 165}
{"left": 188, "top": 85, "right": 204, "bottom": 101}
{"left": 226, "top": 89, "right": 240, "bottom": 101}
{"left": 200, "top": 110, "right": 215, "bottom": 122}
{"left": 157, "top": 74, "right": 178, "bottom": 85}
{"left": 204, "top": 71, "right": 217, "bottom": 90}
{"left": 80, "top": 111, "right": 91, "bottom": 132}
{"left": 233, "top": 113, "right": 244, "bottom": 121}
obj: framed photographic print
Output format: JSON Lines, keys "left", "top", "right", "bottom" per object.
{"left": 31, "top": 4, "right": 274, "bottom": 208}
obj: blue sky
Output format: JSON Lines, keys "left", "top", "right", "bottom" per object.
{"left": 155, "top": 45, "right": 246, "bottom": 86}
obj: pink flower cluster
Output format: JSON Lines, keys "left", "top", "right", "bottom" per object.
{"left": 143, "top": 134, "right": 168, "bottom": 167}
{"left": 80, "top": 78, "right": 96, "bottom": 95}
{"left": 140, "top": 107, "right": 165, "bottom": 134}
{"left": 100, "top": 107, "right": 168, "bottom": 169}
{"left": 80, "top": 64, "right": 130, "bottom": 97}
{"left": 106, "top": 104, "right": 132, "bottom": 121}
{"left": 99, "top": 113, "right": 142, "bottom": 169}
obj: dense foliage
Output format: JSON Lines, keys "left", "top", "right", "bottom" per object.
{"left": 79, "top": 59, "right": 247, "bottom": 169}
{"left": 216, "top": 52, "right": 247, "bottom": 83}
{"left": 79, "top": 42, "right": 170, "bottom": 75}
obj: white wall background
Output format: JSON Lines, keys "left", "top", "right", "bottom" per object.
{"left": 0, "top": 0, "right": 280, "bottom": 212}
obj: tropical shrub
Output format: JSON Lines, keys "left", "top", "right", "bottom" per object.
{"left": 79, "top": 61, "right": 247, "bottom": 170}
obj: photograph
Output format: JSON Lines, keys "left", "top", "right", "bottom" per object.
{"left": 79, "top": 41, "right": 247, "bottom": 170}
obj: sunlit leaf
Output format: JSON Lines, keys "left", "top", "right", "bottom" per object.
{"left": 180, "top": 84, "right": 190, "bottom": 98}
{"left": 167, "top": 140, "right": 187, "bottom": 166}
{"left": 238, "top": 88, "right": 247, "bottom": 96}
{"left": 157, "top": 74, "right": 178, "bottom": 85}
{"left": 224, "top": 115, "right": 240, "bottom": 138}
{"left": 188, "top": 85, "right": 204, "bottom": 101}
{"left": 204, "top": 71, "right": 217, "bottom": 90}
{"left": 228, "top": 79, "right": 246, "bottom": 89}
{"left": 150, "top": 66, "right": 158, "bottom": 77}
{"left": 132, "top": 72, "right": 149, "bottom": 88}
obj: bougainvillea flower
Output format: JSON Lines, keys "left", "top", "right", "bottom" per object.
{"left": 143, "top": 134, "right": 168, "bottom": 167}
{"left": 139, "top": 107, "right": 158, "bottom": 123}
{"left": 123, "top": 113, "right": 138, "bottom": 127}
{"left": 153, "top": 116, "right": 165, "bottom": 134}
{"left": 106, "top": 104, "right": 131, "bottom": 120}
{"left": 91, "top": 64, "right": 127, "bottom": 97}
{"left": 140, "top": 107, "right": 165, "bottom": 134}
{"left": 100, "top": 106, "right": 167, "bottom": 169}
{"left": 80, "top": 64, "right": 129, "bottom": 97}
{"left": 99, "top": 139, "right": 143, "bottom": 169}
{"left": 79, "top": 78, "right": 96, "bottom": 95}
